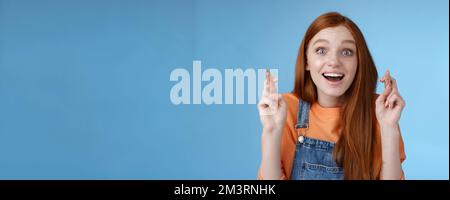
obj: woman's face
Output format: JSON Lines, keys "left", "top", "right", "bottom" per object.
{"left": 306, "top": 25, "right": 358, "bottom": 101}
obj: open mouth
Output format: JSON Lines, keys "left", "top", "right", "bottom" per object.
{"left": 322, "top": 73, "right": 344, "bottom": 82}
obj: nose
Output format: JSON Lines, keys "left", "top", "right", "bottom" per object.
{"left": 325, "top": 52, "right": 340, "bottom": 68}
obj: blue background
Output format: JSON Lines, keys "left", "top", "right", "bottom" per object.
{"left": 0, "top": 0, "right": 448, "bottom": 179}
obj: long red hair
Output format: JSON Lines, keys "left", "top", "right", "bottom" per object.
{"left": 292, "top": 12, "right": 382, "bottom": 179}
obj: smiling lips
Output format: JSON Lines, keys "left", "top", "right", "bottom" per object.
{"left": 322, "top": 72, "right": 345, "bottom": 83}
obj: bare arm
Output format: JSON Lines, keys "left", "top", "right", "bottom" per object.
{"left": 380, "top": 124, "right": 403, "bottom": 179}
{"left": 258, "top": 70, "right": 287, "bottom": 180}
{"left": 260, "top": 128, "right": 284, "bottom": 179}
{"left": 376, "top": 70, "right": 406, "bottom": 180}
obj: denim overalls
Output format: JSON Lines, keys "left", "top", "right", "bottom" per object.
{"left": 290, "top": 99, "right": 344, "bottom": 180}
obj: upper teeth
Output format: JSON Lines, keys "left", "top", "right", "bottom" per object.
{"left": 323, "top": 73, "right": 343, "bottom": 77}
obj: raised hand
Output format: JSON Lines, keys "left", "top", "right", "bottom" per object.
{"left": 257, "top": 69, "right": 287, "bottom": 134}
{"left": 375, "top": 70, "right": 406, "bottom": 127}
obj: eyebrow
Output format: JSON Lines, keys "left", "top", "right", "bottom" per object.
{"left": 312, "top": 39, "right": 356, "bottom": 46}
{"left": 341, "top": 40, "right": 355, "bottom": 44}
{"left": 312, "top": 39, "right": 329, "bottom": 46}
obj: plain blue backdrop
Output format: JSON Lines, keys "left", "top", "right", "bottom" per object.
{"left": 0, "top": 0, "right": 448, "bottom": 179}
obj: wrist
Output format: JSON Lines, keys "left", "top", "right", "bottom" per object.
{"left": 380, "top": 124, "right": 401, "bottom": 153}
{"left": 262, "top": 126, "right": 283, "bottom": 136}
{"left": 379, "top": 120, "right": 400, "bottom": 129}
{"left": 380, "top": 122, "right": 400, "bottom": 138}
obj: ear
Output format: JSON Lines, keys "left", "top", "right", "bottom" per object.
{"left": 306, "top": 65, "right": 310, "bottom": 71}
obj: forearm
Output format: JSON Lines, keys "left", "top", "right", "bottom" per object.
{"left": 260, "top": 128, "right": 283, "bottom": 180}
{"left": 380, "top": 124, "right": 403, "bottom": 180}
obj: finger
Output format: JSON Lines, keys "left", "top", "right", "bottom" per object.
{"left": 393, "top": 94, "right": 405, "bottom": 107}
{"left": 380, "top": 70, "right": 388, "bottom": 83}
{"left": 387, "top": 93, "right": 400, "bottom": 109}
{"left": 385, "top": 89, "right": 393, "bottom": 106}
{"left": 258, "top": 96, "right": 275, "bottom": 109}
{"left": 264, "top": 70, "right": 278, "bottom": 96}
{"left": 270, "top": 80, "right": 278, "bottom": 96}
{"left": 377, "top": 81, "right": 392, "bottom": 104}
{"left": 268, "top": 75, "right": 278, "bottom": 97}
{"left": 385, "top": 70, "right": 392, "bottom": 87}
{"left": 380, "top": 70, "right": 391, "bottom": 84}
{"left": 259, "top": 96, "right": 279, "bottom": 115}
{"left": 263, "top": 76, "right": 270, "bottom": 97}
{"left": 396, "top": 95, "right": 406, "bottom": 108}
{"left": 385, "top": 78, "right": 401, "bottom": 108}
{"left": 385, "top": 91, "right": 398, "bottom": 108}
{"left": 390, "top": 78, "right": 399, "bottom": 94}
{"left": 389, "top": 92, "right": 406, "bottom": 108}
{"left": 385, "top": 80, "right": 396, "bottom": 106}
{"left": 380, "top": 70, "right": 390, "bottom": 88}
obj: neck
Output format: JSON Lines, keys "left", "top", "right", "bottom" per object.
{"left": 317, "top": 93, "right": 343, "bottom": 108}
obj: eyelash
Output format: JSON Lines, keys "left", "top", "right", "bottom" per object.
{"left": 342, "top": 49, "right": 353, "bottom": 56}
{"left": 315, "top": 47, "right": 354, "bottom": 56}
{"left": 316, "top": 47, "right": 327, "bottom": 55}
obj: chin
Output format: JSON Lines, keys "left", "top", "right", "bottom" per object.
{"left": 320, "top": 87, "right": 347, "bottom": 98}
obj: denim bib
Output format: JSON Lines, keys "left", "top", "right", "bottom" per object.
{"left": 290, "top": 99, "right": 344, "bottom": 180}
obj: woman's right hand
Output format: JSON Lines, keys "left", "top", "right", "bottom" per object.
{"left": 257, "top": 70, "right": 287, "bottom": 136}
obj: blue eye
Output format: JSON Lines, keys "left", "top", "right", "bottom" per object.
{"left": 316, "top": 47, "right": 326, "bottom": 55}
{"left": 342, "top": 49, "right": 353, "bottom": 56}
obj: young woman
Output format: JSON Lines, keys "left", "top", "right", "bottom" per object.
{"left": 257, "top": 12, "right": 406, "bottom": 180}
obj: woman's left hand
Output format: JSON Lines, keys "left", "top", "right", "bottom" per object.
{"left": 375, "top": 70, "right": 406, "bottom": 127}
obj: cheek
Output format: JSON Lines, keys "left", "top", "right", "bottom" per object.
{"left": 351, "top": 64, "right": 358, "bottom": 77}
{"left": 307, "top": 56, "right": 325, "bottom": 72}
{"left": 343, "top": 59, "right": 358, "bottom": 76}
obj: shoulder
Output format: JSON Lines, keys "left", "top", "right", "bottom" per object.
{"left": 282, "top": 92, "right": 299, "bottom": 107}
{"left": 282, "top": 93, "right": 299, "bottom": 127}
{"left": 281, "top": 92, "right": 299, "bottom": 114}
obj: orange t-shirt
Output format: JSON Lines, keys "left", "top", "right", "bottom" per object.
{"left": 257, "top": 93, "right": 406, "bottom": 180}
